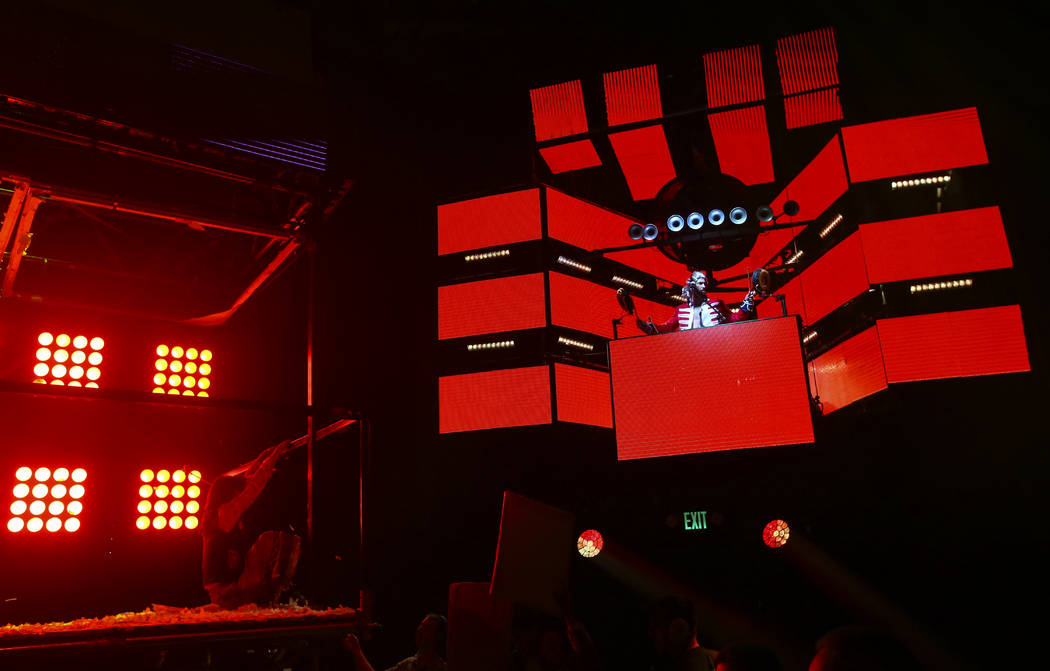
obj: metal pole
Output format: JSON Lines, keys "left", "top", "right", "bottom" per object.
{"left": 306, "top": 245, "right": 316, "bottom": 546}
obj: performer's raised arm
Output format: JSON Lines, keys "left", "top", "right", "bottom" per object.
{"left": 216, "top": 440, "right": 291, "bottom": 534}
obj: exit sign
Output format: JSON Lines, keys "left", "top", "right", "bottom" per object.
{"left": 683, "top": 510, "right": 708, "bottom": 531}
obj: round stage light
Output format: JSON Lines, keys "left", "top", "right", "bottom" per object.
{"left": 64, "top": 518, "right": 80, "bottom": 532}
{"left": 69, "top": 366, "right": 85, "bottom": 380}
{"left": 172, "top": 485, "right": 185, "bottom": 498}
{"left": 36, "top": 347, "right": 51, "bottom": 362}
{"left": 10, "top": 501, "right": 27, "bottom": 515}
{"left": 666, "top": 214, "right": 685, "bottom": 232}
{"left": 186, "top": 501, "right": 200, "bottom": 515}
{"left": 200, "top": 350, "right": 213, "bottom": 362}
{"left": 155, "top": 485, "right": 170, "bottom": 498}
{"left": 642, "top": 224, "right": 659, "bottom": 241}
{"left": 33, "top": 362, "right": 49, "bottom": 377}
{"left": 46, "top": 517, "right": 62, "bottom": 532}
{"left": 51, "top": 364, "right": 67, "bottom": 378}
{"left": 15, "top": 467, "right": 32, "bottom": 482}
{"left": 188, "top": 470, "right": 201, "bottom": 484}
{"left": 13, "top": 484, "right": 30, "bottom": 498}
{"left": 167, "top": 389, "right": 179, "bottom": 395}
{"left": 171, "top": 346, "right": 185, "bottom": 359}
{"left": 170, "top": 500, "right": 185, "bottom": 514}
{"left": 137, "top": 500, "right": 151, "bottom": 514}
{"left": 577, "top": 529, "right": 604, "bottom": 558}
{"left": 87, "top": 351, "right": 102, "bottom": 365}
{"left": 71, "top": 350, "right": 86, "bottom": 365}
{"left": 185, "top": 516, "right": 199, "bottom": 530}
{"left": 32, "top": 484, "right": 48, "bottom": 498}
{"left": 85, "top": 382, "right": 99, "bottom": 389}
{"left": 48, "top": 501, "right": 64, "bottom": 516}
{"left": 154, "top": 500, "right": 168, "bottom": 514}
{"left": 152, "top": 516, "right": 166, "bottom": 530}
{"left": 38, "top": 332, "right": 54, "bottom": 346}
{"left": 89, "top": 337, "right": 104, "bottom": 351}
{"left": 183, "top": 376, "right": 195, "bottom": 388}
{"left": 199, "top": 364, "right": 212, "bottom": 376}
{"left": 198, "top": 378, "right": 211, "bottom": 390}
{"left": 187, "top": 485, "right": 200, "bottom": 499}
{"left": 73, "top": 335, "right": 88, "bottom": 350}
{"left": 730, "top": 207, "right": 748, "bottom": 224}
{"left": 53, "top": 468, "right": 69, "bottom": 481}
{"left": 155, "top": 359, "right": 168, "bottom": 372}
{"left": 168, "top": 374, "right": 181, "bottom": 387}
{"left": 50, "top": 380, "right": 64, "bottom": 386}
{"left": 85, "top": 366, "right": 100, "bottom": 380}
{"left": 152, "top": 388, "right": 164, "bottom": 394}
{"left": 198, "top": 392, "right": 209, "bottom": 398}
{"left": 141, "top": 469, "right": 155, "bottom": 482}
{"left": 51, "top": 484, "right": 67, "bottom": 499}
{"left": 68, "top": 381, "right": 83, "bottom": 387}
{"left": 66, "top": 501, "right": 82, "bottom": 515}
{"left": 182, "top": 390, "right": 194, "bottom": 396}
{"left": 139, "top": 485, "right": 153, "bottom": 498}
{"left": 156, "top": 345, "right": 169, "bottom": 357}
{"left": 29, "top": 501, "right": 45, "bottom": 516}
{"left": 27, "top": 517, "right": 43, "bottom": 532}
{"left": 8, "top": 517, "right": 25, "bottom": 532}
{"left": 186, "top": 348, "right": 199, "bottom": 360}
{"left": 170, "top": 360, "right": 183, "bottom": 373}
{"left": 184, "top": 362, "right": 198, "bottom": 375}
{"left": 136, "top": 516, "right": 150, "bottom": 530}
{"left": 69, "top": 485, "right": 85, "bottom": 499}
{"left": 708, "top": 209, "right": 725, "bottom": 226}
{"left": 34, "top": 467, "right": 50, "bottom": 481}
{"left": 762, "top": 519, "right": 790, "bottom": 548}
{"left": 153, "top": 373, "right": 167, "bottom": 386}
{"left": 169, "top": 516, "right": 184, "bottom": 530}
{"left": 56, "top": 334, "right": 71, "bottom": 348}
{"left": 173, "top": 470, "right": 186, "bottom": 483}
{"left": 686, "top": 212, "right": 704, "bottom": 230}
{"left": 627, "top": 223, "right": 644, "bottom": 240}
{"left": 71, "top": 468, "right": 86, "bottom": 483}
{"left": 157, "top": 470, "right": 170, "bottom": 483}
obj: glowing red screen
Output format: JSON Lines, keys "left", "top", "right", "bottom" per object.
{"left": 604, "top": 65, "right": 663, "bottom": 126}
{"left": 860, "top": 206, "right": 1012, "bottom": 283}
{"left": 770, "top": 136, "right": 848, "bottom": 223}
{"left": 439, "top": 366, "right": 552, "bottom": 433}
{"left": 841, "top": 108, "right": 988, "bottom": 182}
{"left": 876, "top": 305, "right": 1030, "bottom": 383}
{"left": 547, "top": 187, "right": 639, "bottom": 251}
{"left": 776, "top": 27, "right": 839, "bottom": 95}
{"left": 709, "top": 106, "right": 775, "bottom": 185}
{"left": 530, "top": 80, "right": 589, "bottom": 141}
{"left": 784, "top": 89, "right": 843, "bottom": 129}
{"left": 808, "top": 326, "right": 887, "bottom": 414}
{"left": 606, "top": 246, "right": 686, "bottom": 283}
{"left": 554, "top": 363, "right": 613, "bottom": 428}
{"left": 608, "top": 125, "right": 677, "bottom": 200}
{"left": 717, "top": 225, "right": 803, "bottom": 283}
{"left": 539, "top": 140, "right": 603, "bottom": 174}
{"left": 704, "top": 44, "right": 765, "bottom": 108}
{"left": 549, "top": 272, "right": 672, "bottom": 339}
{"left": 438, "top": 189, "right": 541, "bottom": 255}
{"left": 438, "top": 274, "right": 547, "bottom": 340}
{"left": 610, "top": 316, "right": 814, "bottom": 459}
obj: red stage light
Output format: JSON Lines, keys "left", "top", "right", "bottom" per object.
{"left": 577, "top": 529, "right": 604, "bottom": 558}
{"left": 776, "top": 27, "right": 839, "bottom": 96}
{"left": 8, "top": 467, "right": 85, "bottom": 533}
{"left": 155, "top": 346, "right": 213, "bottom": 397}
{"left": 33, "top": 333, "right": 104, "bottom": 387}
{"left": 704, "top": 43, "right": 765, "bottom": 108}
{"left": 763, "top": 520, "right": 790, "bottom": 548}
{"left": 770, "top": 137, "right": 848, "bottom": 224}
{"left": 784, "top": 89, "right": 843, "bottom": 129}
{"left": 604, "top": 64, "right": 663, "bottom": 126}
{"left": 708, "top": 106, "right": 775, "bottom": 185}
{"left": 137, "top": 470, "right": 203, "bottom": 530}
{"left": 530, "top": 79, "right": 589, "bottom": 141}
{"left": 185, "top": 516, "right": 199, "bottom": 530}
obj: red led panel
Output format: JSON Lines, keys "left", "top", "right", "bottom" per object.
{"left": 770, "top": 136, "right": 848, "bottom": 223}
{"left": 135, "top": 468, "right": 202, "bottom": 531}
{"left": 438, "top": 189, "right": 541, "bottom": 256}
{"left": 860, "top": 206, "right": 1012, "bottom": 284}
{"left": 547, "top": 187, "right": 639, "bottom": 251}
{"left": 703, "top": 44, "right": 765, "bottom": 108}
{"left": 610, "top": 316, "right": 813, "bottom": 459}
{"left": 717, "top": 224, "right": 804, "bottom": 282}
{"left": 708, "top": 106, "right": 775, "bottom": 185}
{"left": 808, "top": 326, "right": 887, "bottom": 414}
{"left": 784, "top": 89, "right": 843, "bottom": 129}
{"left": 554, "top": 363, "right": 612, "bottom": 428}
{"left": 549, "top": 272, "right": 620, "bottom": 339}
{"left": 604, "top": 64, "right": 663, "bottom": 126}
{"left": 877, "top": 305, "right": 1030, "bottom": 383}
{"left": 841, "top": 108, "right": 988, "bottom": 182}
{"left": 605, "top": 246, "right": 686, "bottom": 283}
{"left": 776, "top": 27, "right": 839, "bottom": 96}
{"left": 438, "top": 274, "right": 547, "bottom": 340}
{"left": 757, "top": 272, "right": 805, "bottom": 321}
{"left": 608, "top": 125, "right": 677, "bottom": 200}
{"left": 630, "top": 296, "right": 678, "bottom": 337}
{"left": 530, "top": 80, "right": 589, "bottom": 141}
{"left": 538, "top": 140, "right": 603, "bottom": 174}
{"left": 439, "top": 366, "right": 552, "bottom": 433}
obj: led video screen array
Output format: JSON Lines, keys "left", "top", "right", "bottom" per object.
{"left": 610, "top": 316, "right": 814, "bottom": 459}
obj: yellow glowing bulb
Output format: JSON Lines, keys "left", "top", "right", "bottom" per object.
{"left": 152, "top": 387, "right": 165, "bottom": 394}
{"left": 72, "top": 468, "right": 86, "bottom": 483}
{"left": 186, "top": 501, "right": 200, "bottom": 514}
{"left": 15, "top": 467, "right": 32, "bottom": 482}
{"left": 168, "top": 374, "right": 181, "bottom": 387}
{"left": 38, "top": 332, "right": 54, "bottom": 346}
{"left": 141, "top": 469, "right": 154, "bottom": 482}
{"left": 69, "top": 484, "right": 85, "bottom": 499}
{"left": 185, "top": 516, "right": 199, "bottom": 530}
{"left": 45, "top": 517, "right": 62, "bottom": 532}
{"left": 198, "top": 378, "right": 211, "bottom": 390}
{"left": 29, "top": 501, "right": 45, "bottom": 516}
{"left": 33, "top": 363, "right": 49, "bottom": 377}
{"left": 66, "top": 501, "right": 82, "bottom": 515}
{"left": 53, "top": 349, "right": 69, "bottom": 363}
{"left": 35, "top": 347, "right": 51, "bottom": 362}
{"left": 51, "top": 364, "right": 68, "bottom": 378}
{"left": 88, "top": 352, "right": 102, "bottom": 366}
{"left": 69, "top": 366, "right": 85, "bottom": 379}
{"left": 8, "top": 518, "right": 25, "bottom": 533}
{"left": 187, "top": 485, "right": 200, "bottom": 499}
{"left": 65, "top": 518, "right": 80, "bottom": 532}
{"left": 171, "top": 346, "right": 184, "bottom": 358}
{"left": 10, "top": 500, "right": 27, "bottom": 515}
{"left": 32, "top": 484, "right": 48, "bottom": 498}
{"left": 170, "top": 500, "right": 185, "bottom": 514}
{"left": 156, "top": 344, "right": 169, "bottom": 357}
{"left": 89, "top": 337, "right": 104, "bottom": 350}
{"left": 184, "top": 362, "right": 197, "bottom": 374}
{"left": 153, "top": 500, "right": 168, "bottom": 514}
{"left": 167, "top": 389, "right": 179, "bottom": 395}
{"left": 173, "top": 470, "right": 186, "bottom": 483}
{"left": 188, "top": 470, "right": 201, "bottom": 484}
{"left": 183, "top": 375, "right": 195, "bottom": 388}
{"left": 199, "top": 363, "right": 212, "bottom": 376}
{"left": 139, "top": 484, "right": 153, "bottom": 498}
{"left": 86, "top": 366, "right": 101, "bottom": 381}
{"left": 53, "top": 468, "right": 70, "bottom": 481}
{"left": 152, "top": 516, "right": 166, "bottom": 530}
{"left": 153, "top": 373, "right": 167, "bottom": 385}
{"left": 200, "top": 349, "right": 212, "bottom": 362}
{"left": 27, "top": 517, "right": 43, "bottom": 532}
{"left": 170, "top": 360, "right": 183, "bottom": 373}
{"left": 136, "top": 516, "right": 150, "bottom": 530}
{"left": 13, "top": 484, "right": 30, "bottom": 498}
{"left": 34, "top": 467, "right": 50, "bottom": 481}
{"left": 155, "top": 359, "right": 168, "bottom": 371}
{"left": 169, "top": 516, "right": 183, "bottom": 529}
{"left": 171, "top": 485, "right": 185, "bottom": 498}
{"left": 56, "top": 334, "right": 70, "bottom": 347}
{"left": 155, "top": 485, "right": 170, "bottom": 498}
{"left": 137, "top": 500, "right": 151, "bottom": 514}
{"left": 48, "top": 501, "right": 64, "bottom": 516}
{"left": 50, "top": 484, "right": 67, "bottom": 498}
{"left": 71, "top": 350, "right": 86, "bottom": 364}
{"left": 156, "top": 470, "right": 170, "bottom": 483}
{"left": 72, "top": 335, "right": 88, "bottom": 349}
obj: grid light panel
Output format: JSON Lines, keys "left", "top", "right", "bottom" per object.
{"left": 8, "top": 466, "right": 86, "bottom": 533}
{"left": 33, "top": 332, "right": 105, "bottom": 388}
{"left": 703, "top": 44, "right": 765, "bottom": 108}
{"left": 153, "top": 345, "right": 212, "bottom": 397}
{"left": 135, "top": 469, "right": 202, "bottom": 531}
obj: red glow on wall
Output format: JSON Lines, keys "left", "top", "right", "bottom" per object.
{"left": 708, "top": 106, "right": 775, "bottom": 185}
{"left": 860, "top": 206, "right": 1012, "bottom": 284}
{"left": 841, "top": 108, "right": 988, "bottom": 182}
{"left": 605, "top": 246, "right": 686, "bottom": 283}
{"left": 538, "top": 140, "right": 603, "bottom": 174}
{"left": 530, "top": 80, "right": 589, "bottom": 141}
{"left": 608, "top": 125, "right": 677, "bottom": 200}
{"left": 438, "top": 189, "right": 542, "bottom": 256}
{"left": 438, "top": 274, "right": 547, "bottom": 340}
{"left": 776, "top": 27, "right": 839, "bottom": 95}
{"left": 784, "top": 89, "right": 843, "bottom": 129}
{"left": 547, "top": 187, "right": 640, "bottom": 252}
{"left": 439, "top": 366, "right": 553, "bottom": 433}
{"left": 876, "top": 306, "right": 1030, "bottom": 383}
{"left": 703, "top": 44, "right": 765, "bottom": 108}
{"left": 770, "top": 136, "right": 849, "bottom": 223}
{"left": 554, "top": 363, "right": 612, "bottom": 428}
{"left": 808, "top": 326, "right": 887, "bottom": 414}
{"left": 610, "top": 316, "right": 813, "bottom": 459}
{"left": 604, "top": 64, "right": 663, "bottom": 126}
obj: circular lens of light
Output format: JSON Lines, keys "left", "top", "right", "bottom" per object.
{"left": 153, "top": 500, "right": 168, "bottom": 514}
{"left": 137, "top": 500, "right": 151, "bottom": 514}
{"left": 187, "top": 485, "right": 200, "bottom": 499}
{"left": 33, "top": 362, "right": 50, "bottom": 377}
{"left": 85, "top": 382, "right": 99, "bottom": 389}
{"left": 155, "top": 485, "right": 170, "bottom": 498}
{"left": 88, "top": 352, "right": 102, "bottom": 366}
{"left": 188, "top": 470, "right": 201, "bottom": 484}
{"left": 29, "top": 500, "right": 45, "bottom": 516}
{"left": 708, "top": 209, "right": 725, "bottom": 226}
{"left": 69, "top": 366, "right": 85, "bottom": 380}
{"left": 170, "top": 500, "right": 185, "bottom": 514}
{"left": 38, "top": 332, "right": 54, "bottom": 346}
{"left": 46, "top": 517, "right": 62, "bottom": 532}
{"left": 171, "top": 346, "right": 184, "bottom": 359}
{"left": 15, "top": 467, "right": 33, "bottom": 482}
{"left": 183, "top": 376, "right": 195, "bottom": 388}
{"left": 152, "top": 387, "right": 165, "bottom": 394}
{"left": 156, "top": 344, "right": 169, "bottom": 357}
{"left": 89, "top": 337, "right": 104, "bottom": 351}
{"left": 167, "top": 389, "right": 179, "bottom": 395}
{"left": 762, "top": 519, "right": 791, "bottom": 548}
{"left": 730, "top": 207, "right": 748, "bottom": 224}
{"left": 199, "top": 363, "right": 212, "bottom": 376}
{"left": 68, "top": 381, "right": 83, "bottom": 388}
{"left": 71, "top": 468, "right": 86, "bottom": 483}
{"left": 153, "top": 373, "right": 167, "bottom": 386}
{"left": 197, "top": 391, "right": 209, "bottom": 398}
{"left": 51, "top": 364, "right": 68, "bottom": 378}
{"left": 200, "top": 350, "right": 212, "bottom": 362}
{"left": 48, "top": 501, "right": 64, "bottom": 516}
{"left": 171, "top": 485, "right": 185, "bottom": 498}
{"left": 136, "top": 516, "right": 150, "bottom": 530}
{"left": 186, "top": 500, "right": 200, "bottom": 514}
{"left": 173, "top": 470, "right": 186, "bottom": 483}
{"left": 156, "top": 469, "right": 170, "bottom": 483}
{"left": 8, "top": 517, "right": 25, "bottom": 533}
{"left": 32, "top": 483, "right": 48, "bottom": 498}
{"left": 64, "top": 518, "right": 80, "bottom": 532}
{"left": 152, "top": 516, "right": 166, "bottom": 530}
{"left": 69, "top": 484, "right": 85, "bottom": 499}
{"left": 168, "top": 374, "right": 181, "bottom": 387}
{"left": 53, "top": 467, "right": 70, "bottom": 482}
{"left": 141, "top": 469, "right": 155, "bottom": 482}
{"left": 11, "top": 500, "right": 27, "bottom": 515}
{"left": 34, "top": 467, "right": 50, "bottom": 481}
{"left": 170, "top": 360, "right": 183, "bottom": 373}
{"left": 27, "top": 517, "right": 43, "bottom": 532}
{"left": 198, "top": 378, "right": 211, "bottom": 390}
{"left": 35, "top": 347, "right": 52, "bottom": 362}
{"left": 66, "top": 501, "right": 82, "bottom": 515}
{"left": 155, "top": 359, "right": 168, "bottom": 371}
{"left": 687, "top": 212, "right": 704, "bottom": 229}
{"left": 139, "top": 484, "right": 153, "bottom": 498}
{"left": 50, "top": 379, "right": 64, "bottom": 386}
{"left": 169, "top": 516, "right": 184, "bottom": 529}
{"left": 186, "top": 348, "right": 199, "bottom": 360}
{"left": 184, "top": 362, "right": 198, "bottom": 375}
{"left": 13, "top": 484, "right": 30, "bottom": 498}
{"left": 182, "top": 390, "right": 195, "bottom": 397}
{"left": 72, "top": 335, "right": 88, "bottom": 349}
{"left": 577, "top": 529, "right": 604, "bottom": 558}
{"left": 185, "top": 516, "right": 199, "bottom": 530}
{"left": 71, "top": 350, "right": 86, "bottom": 364}
{"left": 51, "top": 484, "right": 67, "bottom": 498}
{"left": 666, "top": 214, "right": 685, "bottom": 232}
{"left": 86, "top": 367, "right": 101, "bottom": 381}
{"left": 56, "top": 334, "right": 71, "bottom": 348}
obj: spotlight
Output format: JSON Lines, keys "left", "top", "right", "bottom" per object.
{"left": 628, "top": 224, "right": 644, "bottom": 240}
{"left": 729, "top": 207, "right": 747, "bottom": 225}
{"left": 707, "top": 209, "right": 725, "bottom": 226}
{"left": 762, "top": 519, "right": 790, "bottom": 548}
{"left": 666, "top": 214, "right": 685, "bottom": 232}
{"left": 577, "top": 529, "right": 603, "bottom": 558}
{"left": 686, "top": 212, "right": 704, "bottom": 230}
{"left": 7, "top": 466, "right": 85, "bottom": 533}
{"left": 756, "top": 206, "right": 774, "bottom": 222}
{"left": 642, "top": 224, "right": 659, "bottom": 241}
{"left": 783, "top": 200, "right": 800, "bottom": 217}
